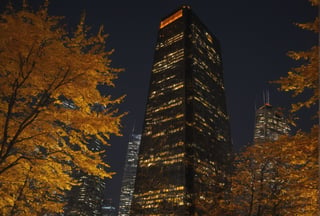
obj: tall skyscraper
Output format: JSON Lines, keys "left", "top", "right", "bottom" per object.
{"left": 131, "top": 6, "right": 232, "bottom": 215}
{"left": 253, "top": 102, "right": 290, "bottom": 143}
{"left": 118, "top": 133, "right": 141, "bottom": 216}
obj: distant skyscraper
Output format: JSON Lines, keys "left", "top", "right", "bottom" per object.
{"left": 64, "top": 139, "right": 105, "bottom": 216}
{"left": 131, "top": 6, "right": 232, "bottom": 215}
{"left": 102, "top": 199, "right": 117, "bottom": 216}
{"left": 118, "top": 133, "right": 141, "bottom": 216}
{"left": 253, "top": 102, "right": 290, "bottom": 143}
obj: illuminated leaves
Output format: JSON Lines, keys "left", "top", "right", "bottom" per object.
{"left": 273, "top": 3, "right": 319, "bottom": 113}
{"left": 0, "top": 2, "right": 123, "bottom": 215}
{"left": 226, "top": 128, "right": 318, "bottom": 215}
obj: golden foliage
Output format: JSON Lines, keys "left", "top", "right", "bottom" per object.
{"left": 0, "top": 3, "right": 124, "bottom": 215}
{"left": 226, "top": 127, "right": 318, "bottom": 215}
{"left": 273, "top": 3, "right": 319, "bottom": 113}
{"left": 225, "top": 1, "right": 319, "bottom": 215}
{"left": 309, "top": 0, "right": 320, "bottom": 6}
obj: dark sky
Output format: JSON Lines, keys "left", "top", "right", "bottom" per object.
{"left": 2, "top": 0, "right": 317, "bottom": 210}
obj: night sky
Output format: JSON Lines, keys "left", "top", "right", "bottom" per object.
{"left": 2, "top": 0, "right": 318, "bottom": 210}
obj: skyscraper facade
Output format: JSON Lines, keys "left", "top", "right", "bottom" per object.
{"left": 131, "top": 6, "right": 232, "bottom": 215}
{"left": 253, "top": 103, "right": 290, "bottom": 143}
{"left": 118, "top": 133, "right": 141, "bottom": 216}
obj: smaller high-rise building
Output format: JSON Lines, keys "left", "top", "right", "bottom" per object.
{"left": 118, "top": 133, "right": 141, "bottom": 216}
{"left": 102, "top": 199, "right": 117, "bottom": 216}
{"left": 64, "top": 139, "right": 106, "bottom": 216}
{"left": 253, "top": 103, "right": 290, "bottom": 143}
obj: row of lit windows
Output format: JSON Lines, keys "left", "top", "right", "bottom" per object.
{"left": 194, "top": 77, "right": 211, "bottom": 93}
{"left": 194, "top": 160, "right": 216, "bottom": 177}
{"left": 157, "top": 142, "right": 184, "bottom": 156}
{"left": 255, "top": 125, "right": 290, "bottom": 134}
{"left": 168, "top": 126, "right": 184, "bottom": 134}
{"left": 140, "top": 144, "right": 184, "bottom": 167}
{"left": 152, "top": 97, "right": 183, "bottom": 113}
{"left": 134, "top": 185, "right": 185, "bottom": 209}
{"left": 153, "top": 74, "right": 176, "bottom": 86}
{"left": 193, "top": 96, "right": 215, "bottom": 112}
{"left": 135, "top": 186, "right": 184, "bottom": 198}
{"left": 192, "top": 55, "right": 208, "bottom": 70}
{"left": 151, "top": 113, "right": 184, "bottom": 126}
{"left": 194, "top": 43, "right": 220, "bottom": 66}
{"left": 205, "top": 32, "right": 213, "bottom": 43}
{"left": 140, "top": 152, "right": 185, "bottom": 168}
{"left": 193, "top": 65, "right": 224, "bottom": 92}
{"left": 146, "top": 97, "right": 182, "bottom": 117}
{"left": 216, "top": 108, "right": 228, "bottom": 120}
{"left": 217, "top": 134, "right": 226, "bottom": 141}
{"left": 150, "top": 81, "right": 183, "bottom": 99}
{"left": 152, "top": 49, "right": 184, "bottom": 74}
{"left": 156, "top": 32, "right": 184, "bottom": 50}
{"left": 204, "top": 68, "right": 219, "bottom": 84}
{"left": 192, "top": 124, "right": 205, "bottom": 133}
{"left": 141, "top": 196, "right": 185, "bottom": 209}
{"left": 193, "top": 37, "right": 218, "bottom": 64}
{"left": 191, "top": 23, "right": 213, "bottom": 45}
{"left": 151, "top": 131, "right": 165, "bottom": 138}
{"left": 151, "top": 126, "right": 184, "bottom": 138}
{"left": 192, "top": 57, "right": 224, "bottom": 90}
{"left": 191, "top": 24, "right": 221, "bottom": 65}
{"left": 194, "top": 113, "right": 213, "bottom": 132}
{"left": 256, "top": 115, "right": 290, "bottom": 134}
{"left": 188, "top": 112, "right": 227, "bottom": 140}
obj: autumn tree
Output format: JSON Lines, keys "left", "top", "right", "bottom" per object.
{"left": 225, "top": 129, "right": 318, "bottom": 215}
{"left": 0, "top": 2, "right": 124, "bottom": 215}
{"left": 225, "top": 1, "right": 319, "bottom": 215}
{"left": 273, "top": 0, "right": 319, "bottom": 113}
{"left": 194, "top": 161, "right": 231, "bottom": 216}
{"left": 273, "top": 0, "right": 319, "bottom": 211}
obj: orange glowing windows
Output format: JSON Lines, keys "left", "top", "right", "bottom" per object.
{"left": 160, "top": 9, "right": 183, "bottom": 29}
{"left": 205, "top": 32, "right": 213, "bottom": 43}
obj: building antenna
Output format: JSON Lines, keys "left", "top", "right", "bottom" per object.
{"left": 266, "top": 89, "right": 270, "bottom": 104}
{"left": 132, "top": 120, "right": 136, "bottom": 134}
{"left": 262, "top": 91, "right": 265, "bottom": 105}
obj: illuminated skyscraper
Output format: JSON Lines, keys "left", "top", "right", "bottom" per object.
{"left": 253, "top": 102, "right": 290, "bottom": 143}
{"left": 118, "top": 133, "right": 141, "bottom": 216}
{"left": 131, "top": 6, "right": 232, "bottom": 215}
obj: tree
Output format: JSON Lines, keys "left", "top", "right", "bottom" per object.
{"left": 225, "top": 1, "right": 319, "bottom": 215}
{"left": 226, "top": 128, "right": 318, "bottom": 215}
{"left": 272, "top": 0, "right": 319, "bottom": 212}
{"left": 273, "top": 1, "right": 319, "bottom": 113}
{"left": 0, "top": 2, "right": 124, "bottom": 215}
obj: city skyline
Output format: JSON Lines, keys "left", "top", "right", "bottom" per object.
{"left": 1, "top": 0, "right": 316, "bottom": 211}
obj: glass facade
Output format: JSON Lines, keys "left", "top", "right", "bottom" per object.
{"left": 253, "top": 103, "right": 290, "bottom": 143}
{"left": 119, "top": 134, "right": 142, "bottom": 216}
{"left": 131, "top": 6, "right": 232, "bottom": 215}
